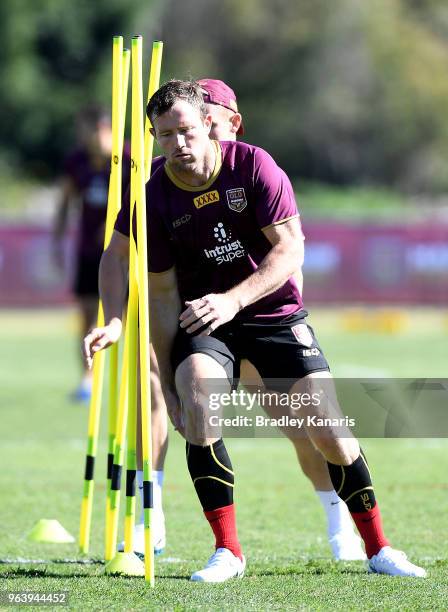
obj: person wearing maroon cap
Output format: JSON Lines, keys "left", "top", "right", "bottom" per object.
{"left": 193, "top": 82, "right": 364, "bottom": 560}
{"left": 188, "top": 79, "right": 366, "bottom": 561}
{"left": 197, "top": 79, "right": 245, "bottom": 138}
{"left": 85, "top": 80, "right": 425, "bottom": 581}
{"left": 112, "top": 78, "right": 363, "bottom": 562}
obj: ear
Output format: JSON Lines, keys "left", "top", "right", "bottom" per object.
{"left": 230, "top": 113, "right": 242, "bottom": 134}
{"left": 150, "top": 127, "right": 156, "bottom": 138}
{"left": 203, "top": 113, "right": 213, "bottom": 135}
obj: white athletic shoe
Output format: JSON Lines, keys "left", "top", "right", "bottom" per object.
{"left": 368, "top": 546, "right": 427, "bottom": 577}
{"left": 190, "top": 548, "right": 246, "bottom": 583}
{"left": 329, "top": 532, "right": 367, "bottom": 561}
{"left": 153, "top": 518, "right": 166, "bottom": 555}
{"left": 117, "top": 515, "right": 166, "bottom": 556}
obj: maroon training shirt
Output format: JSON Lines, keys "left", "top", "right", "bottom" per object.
{"left": 115, "top": 141, "right": 303, "bottom": 321}
{"left": 65, "top": 145, "right": 131, "bottom": 258}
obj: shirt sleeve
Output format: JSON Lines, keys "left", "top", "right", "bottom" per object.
{"left": 115, "top": 161, "right": 173, "bottom": 272}
{"left": 251, "top": 147, "right": 299, "bottom": 230}
{"left": 114, "top": 185, "right": 131, "bottom": 237}
{"left": 147, "top": 193, "right": 175, "bottom": 273}
{"left": 115, "top": 154, "right": 164, "bottom": 237}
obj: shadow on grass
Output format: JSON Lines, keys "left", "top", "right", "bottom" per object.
{"left": 0, "top": 567, "right": 191, "bottom": 581}
{"left": 250, "top": 561, "right": 366, "bottom": 578}
{"left": 1, "top": 568, "right": 96, "bottom": 579}
{"left": 1, "top": 559, "right": 371, "bottom": 581}
{"left": 0, "top": 558, "right": 104, "bottom": 566}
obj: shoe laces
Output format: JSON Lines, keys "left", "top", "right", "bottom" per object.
{"left": 206, "top": 548, "right": 233, "bottom": 568}
{"left": 380, "top": 547, "right": 407, "bottom": 565}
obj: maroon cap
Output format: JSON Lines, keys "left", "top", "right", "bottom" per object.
{"left": 197, "top": 78, "right": 244, "bottom": 136}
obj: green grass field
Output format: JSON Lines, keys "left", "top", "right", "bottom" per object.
{"left": 1, "top": 308, "right": 447, "bottom": 610}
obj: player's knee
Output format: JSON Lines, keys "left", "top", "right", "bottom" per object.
{"left": 311, "top": 435, "right": 359, "bottom": 465}
{"left": 175, "top": 353, "right": 227, "bottom": 410}
{"left": 187, "top": 433, "right": 220, "bottom": 447}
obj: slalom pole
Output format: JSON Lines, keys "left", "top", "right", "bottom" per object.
{"left": 135, "top": 37, "right": 163, "bottom": 586}
{"left": 144, "top": 41, "right": 163, "bottom": 181}
{"left": 104, "top": 330, "right": 129, "bottom": 562}
{"left": 104, "top": 43, "right": 131, "bottom": 561}
{"left": 80, "top": 35, "right": 126, "bottom": 554}
{"left": 123, "top": 243, "right": 139, "bottom": 553}
{"left": 104, "top": 35, "right": 143, "bottom": 573}
{"left": 104, "top": 239, "right": 140, "bottom": 573}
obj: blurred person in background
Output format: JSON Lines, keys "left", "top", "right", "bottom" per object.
{"left": 53, "top": 105, "right": 131, "bottom": 402}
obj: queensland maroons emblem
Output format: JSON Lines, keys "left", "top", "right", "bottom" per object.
{"left": 226, "top": 188, "right": 247, "bottom": 212}
{"left": 291, "top": 323, "right": 314, "bottom": 348}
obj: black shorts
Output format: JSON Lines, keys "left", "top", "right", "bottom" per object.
{"left": 73, "top": 253, "right": 102, "bottom": 297}
{"left": 171, "top": 311, "right": 330, "bottom": 392}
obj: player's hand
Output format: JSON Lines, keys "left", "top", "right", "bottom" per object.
{"left": 179, "top": 293, "right": 239, "bottom": 336}
{"left": 83, "top": 318, "right": 122, "bottom": 369}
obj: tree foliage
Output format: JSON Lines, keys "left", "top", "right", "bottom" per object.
{"left": 0, "top": 0, "right": 138, "bottom": 177}
{"left": 2, "top": 0, "right": 448, "bottom": 191}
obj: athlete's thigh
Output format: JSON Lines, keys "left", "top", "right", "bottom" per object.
{"left": 171, "top": 326, "right": 238, "bottom": 389}
{"left": 244, "top": 314, "right": 330, "bottom": 393}
{"left": 175, "top": 352, "right": 231, "bottom": 444}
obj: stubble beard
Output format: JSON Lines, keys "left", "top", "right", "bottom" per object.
{"left": 167, "top": 141, "right": 214, "bottom": 185}
{"left": 169, "top": 155, "right": 196, "bottom": 175}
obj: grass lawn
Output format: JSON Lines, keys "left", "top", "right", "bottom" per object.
{"left": 0, "top": 308, "right": 447, "bottom": 610}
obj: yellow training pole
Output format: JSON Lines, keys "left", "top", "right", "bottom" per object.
{"left": 105, "top": 239, "right": 144, "bottom": 576}
{"left": 123, "top": 108, "right": 140, "bottom": 552}
{"left": 104, "top": 44, "right": 131, "bottom": 561}
{"left": 79, "top": 35, "right": 126, "bottom": 554}
{"left": 104, "top": 330, "right": 129, "bottom": 562}
{"left": 123, "top": 239, "right": 139, "bottom": 553}
{"left": 104, "top": 114, "right": 141, "bottom": 575}
{"left": 144, "top": 41, "right": 163, "bottom": 181}
{"left": 104, "top": 38, "right": 142, "bottom": 573}
{"left": 121, "top": 49, "right": 131, "bottom": 137}
{"left": 136, "top": 38, "right": 163, "bottom": 586}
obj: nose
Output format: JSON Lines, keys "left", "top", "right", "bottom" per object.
{"left": 176, "top": 133, "right": 186, "bottom": 148}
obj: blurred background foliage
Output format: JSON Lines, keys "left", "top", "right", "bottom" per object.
{"left": 2, "top": 0, "right": 448, "bottom": 207}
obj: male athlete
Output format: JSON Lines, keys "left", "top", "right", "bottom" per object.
{"left": 115, "top": 79, "right": 365, "bottom": 561}
{"left": 84, "top": 80, "right": 426, "bottom": 582}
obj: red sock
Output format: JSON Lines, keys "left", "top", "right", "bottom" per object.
{"left": 204, "top": 504, "right": 243, "bottom": 560}
{"left": 351, "top": 503, "right": 390, "bottom": 558}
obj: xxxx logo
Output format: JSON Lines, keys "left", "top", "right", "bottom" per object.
{"left": 193, "top": 190, "right": 220, "bottom": 209}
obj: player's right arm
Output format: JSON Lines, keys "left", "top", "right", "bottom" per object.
{"left": 83, "top": 229, "right": 129, "bottom": 368}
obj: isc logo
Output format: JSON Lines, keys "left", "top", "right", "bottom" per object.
{"left": 172, "top": 214, "right": 192, "bottom": 229}
{"left": 303, "top": 348, "right": 320, "bottom": 357}
{"left": 193, "top": 190, "right": 220, "bottom": 209}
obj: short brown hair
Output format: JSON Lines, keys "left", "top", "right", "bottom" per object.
{"left": 146, "top": 79, "right": 207, "bottom": 125}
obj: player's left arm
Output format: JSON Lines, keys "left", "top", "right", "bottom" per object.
{"left": 179, "top": 216, "right": 304, "bottom": 335}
